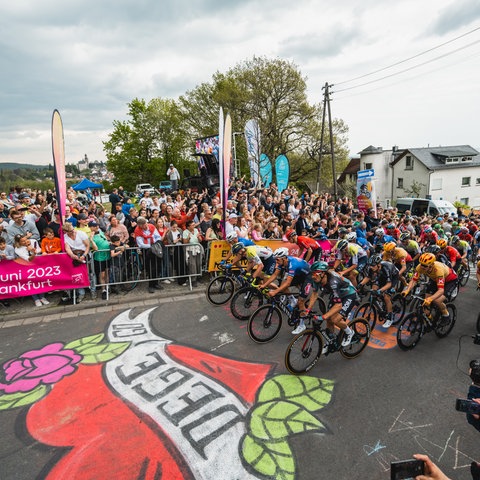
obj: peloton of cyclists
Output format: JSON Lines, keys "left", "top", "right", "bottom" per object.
{"left": 397, "top": 232, "right": 422, "bottom": 265}
{"left": 382, "top": 241, "right": 413, "bottom": 286}
{"left": 285, "top": 229, "right": 323, "bottom": 263}
{"left": 333, "top": 238, "right": 368, "bottom": 287}
{"left": 228, "top": 242, "right": 275, "bottom": 283}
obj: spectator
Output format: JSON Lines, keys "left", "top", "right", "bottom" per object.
{"left": 166, "top": 164, "right": 181, "bottom": 191}
{"left": 183, "top": 219, "right": 203, "bottom": 287}
{"left": 6, "top": 209, "right": 40, "bottom": 246}
{"left": 106, "top": 216, "right": 129, "bottom": 244}
{"left": 40, "top": 227, "right": 62, "bottom": 254}
{"left": 0, "top": 236, "right": 15, "bottom": 261}
{"left": 13, "top": 233, "right": 49, "bottom": 307}
{"left": 108, "top": 188, "right": 121, "bottom": 214}
{"left": 164, "top": 220, "right": 187, "bottom": 286}
{"left": 90, "top": 221, "right": 111, "bottom": 300}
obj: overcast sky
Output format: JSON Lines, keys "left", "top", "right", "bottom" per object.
{"left": 1, "top": 0, "right": 480, "bottom": 166}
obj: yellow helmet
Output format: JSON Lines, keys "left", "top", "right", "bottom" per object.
{"left": 419, "top": 252, "right": 436, "bottom": 266}
{"left": 436, "top": 238, "right": 448, "bottom": 249}
{"left": 383, "top": 242, "right": 396, "bottom": 253}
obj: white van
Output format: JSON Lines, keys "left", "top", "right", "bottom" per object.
{"left": 395, "top": 198, "right": 457, "bottom": 217}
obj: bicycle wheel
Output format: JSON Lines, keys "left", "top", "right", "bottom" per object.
{"left": 248, "top": 305, "right": 283, "bottom": 343}
{"left": 340, "top": 318, "right": 371, "bottom": 359}
{"left": 354, "top": 302, "right": 377, "bottom": 329}
{"left": 230, "top": 287, "right": 264, "bottom": 320}
{"left": 123, "top": 255, "right": 141, "bottom": 291}
{"left": 285, "top": 329, "right": 323, "bottom": 375}
{"left": 206, "top": 276, "right": 235, "bottom": 305}
{"left": 434, "top": 303, "right": 457, "bottom": 338}
{"left": 397, "top": 313, "right": 424, "bottom": 351}
{"left": 459, "top": 263, "right": 470, "bottom": 287}
{"left": 391, "top": 293, "right": 406, "bottom": 324}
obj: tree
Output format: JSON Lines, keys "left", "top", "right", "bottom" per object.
{"left": 179, "top": 56, "right": 349, "bottom": 188}
{"left": 403, "top": 180, "right": 425, "bottom": 198}
{"left": 104, "top": 98, "right": 189, "bottom": 189}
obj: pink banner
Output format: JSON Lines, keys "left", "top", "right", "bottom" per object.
{"left": 0, "top": 253, "right": 90, "bottom": 300}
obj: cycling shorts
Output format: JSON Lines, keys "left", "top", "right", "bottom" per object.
{"left": 340, "top": 294, "right": 358, "bottom": 319}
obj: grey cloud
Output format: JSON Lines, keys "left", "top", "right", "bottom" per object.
{"left": 428, "top": 0, "right": 480, "bottom": 35}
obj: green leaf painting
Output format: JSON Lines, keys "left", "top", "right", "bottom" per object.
{"left": 242, "top": 434, "right": 295, "bottom": 480}
{"left": 257, "top": 375, "right": 334, "bottom": 412}
{"left": 0, "top": 385, "right": 49, "bottom": 410}
{"left": 65, "top": 334, "right": 105, "bottom": 350}
{"left": 75, "top": 342, "right": 130, "bottom": 364}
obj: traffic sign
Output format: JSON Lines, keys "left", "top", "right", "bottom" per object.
{"left": 357, "top": 169, "right": 374, "bottom": 178}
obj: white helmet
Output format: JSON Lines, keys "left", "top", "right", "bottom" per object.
{"left": 226, "top": 232, "right": 237, "bottom": 242}
{"left": 346, "top": 232, "right": 357, "bottom": 242}
{"left": 273, "top": 247, "right": 289, "bottom": 258}
{"left": 375, "top": 228, "right": 384, "bottom": 236}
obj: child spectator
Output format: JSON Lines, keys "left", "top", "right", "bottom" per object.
{"left": 109, "top": 234, "right": 126, "bottom": 292}
{"left": 41, "top": 227, "right": 62, "bottom": 254}
{"left": 0, "top": 236, "right": 15, "bottom": 260}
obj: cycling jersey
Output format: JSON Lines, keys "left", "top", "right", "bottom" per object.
{"left": 373, "top": 234, "right": 395, "bottom": 247}
{"left": 454, "top": 239, "right": 470, "bottom": 255}
{"left": 314, "top": 271, "right": 357, "bottom": 305}
{"left": 296, "top": 236, "right": 322, "bottom": 251}
{"left": 383, "top": 247, "right": 412, "bottom": 265}
{"left": 238, "top": 238, "right": 255, "bottom": 247}
{"left": 441, "top": 245, "right": 461, "bottom": 265}
{"left": 412, "top": 261, "right": 457, "bottom": 289}
{"left": 399, "top": 240, "right": 421, "bottom": 257}
{"left": 419, "top": 231, "right": 438, "bottom": 245}
{"left": 277, "top": 256, "right": 310, "bottom": 278}
{"left": 336, "top": 242, "right": 368, "bottom": 263}
{"left": 244, "top": 245, "right": 275, "bottom": 274}
{"left": 366, "top": 261, "right": 399, "bottom": 288}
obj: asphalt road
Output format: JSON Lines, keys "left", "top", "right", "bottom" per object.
{"left": 1, "top": 276, "right": 479, "bottom": 480}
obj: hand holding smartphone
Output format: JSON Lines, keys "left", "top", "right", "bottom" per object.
{"left": 391, "top": 459, "right": 425, "bottom": 479}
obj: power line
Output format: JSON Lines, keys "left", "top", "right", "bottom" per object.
{"left": 334, "top": 25, "right": 480, "bottom": 87}
{"left": 333, "top": 39, "right": 480, "bottom": 94}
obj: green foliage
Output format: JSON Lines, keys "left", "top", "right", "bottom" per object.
{"left": 0, "top": 385, "right": 50, "bottom": 410}
{"left": 403, "top": 180, "right": 425, "bottom": 198}
{"left": 0, "top": 165, "right": 55, "bottom": 193}
{"left": 103, "top": 98, "right": 190, "bottom": 190}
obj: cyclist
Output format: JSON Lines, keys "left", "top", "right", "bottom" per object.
{"left": 386, "top": 223, "right": 401, "bottom": 240}
{"left": 333, "top": 239, "right": 368, "bottom": 287}
{"left": 398, "top": 232, "right": 422, "bottom": 264}
{"left": 228, "top": 242, "right": 275, "bottom": 283}
{"left": 458, "top": 226, "right": 474, "bottom": 245}
{"left": 382, "top": 241, "right": 413, "bottom": 286}
{"left": 220, "top": 231, "right": 255, "bottom": 266}
{"left": 298, "top": 261, "right": 357, "bottom": 347}
{"left": 260, "top": 247, "right": 310, "bottom": 334}
{"left": 402, "top": 252, "right": 458, "bottom": 323}
{"left": 358, "top": 254, "right": 400, "bottom": 328}
{"left": 419, "top": 225, "right": 438, "bottom": 249}
{"left": 436, "top": 238, "right": 461, "bottom": 271}
{"left": 476, "top": 255, "right": 480, "bottom": 288}
{"left": 451, "top": 235, "right": 470, "bottom": 270}
{"left": 286, "top": 229, "right": 323, "bottom": 263}
{"left": 372, "top": 227, "right": 395, "bottom": 253}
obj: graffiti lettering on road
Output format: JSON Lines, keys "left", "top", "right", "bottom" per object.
{"left": 0, "top": 308, "right": 335, "bottom": 480}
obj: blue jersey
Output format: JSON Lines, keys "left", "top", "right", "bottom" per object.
{"left": 238, "top": 238, "right": 255, "bottom": 247}
{"left": 283, "top": 256, "right": 310, "bottom": 277}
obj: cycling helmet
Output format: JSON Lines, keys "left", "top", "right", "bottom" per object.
{"left": 452, "top": 221, "right": 459, "bottom": 227}
{"left": 338, "top": 227, "right": 348, "bottom": 235}
{"left": 419, "top": 252, "right": 436, "bottom": 266}
{"left": 286, "top": 229, "right": 297, "bottom": 240}
{"left": 231, "top": 242, "right": 244, "bottom": 255}
{"left": 375, "top": 228, "right": 384, "bottom": 236}
{"left": 346, "top": 232, "right": 357, "bottom": 241}
{"left": 445, "top": 231, "right": 452, "bottom": 238}
{"left": 451, "top": 235, "right": 460, "bottom": 244}
{"left": 386, "top": 224, "right": 395, "bottom": 230}
{"left": 433, "top": 223, "right": 441, "bottom": 230}
{"left": 273, "top": 247, "right": 289, "bottom": 259}
{"left": 399, "top": 232, "right": 410, "bottom": 242}
{"left": 383, "top": 242, "right": 396, "bottom": 253}
{"left": 437, "top": 238, "right": 448, "bottom": 249}
{"left": 461, "top": 226, "right": 469, "bottom": 233}
{"left": 310, "top": 261, "right": 329, "bottom": 273}
{"left": 226, "top": 232, "right": 237, "bottom": 242}
{"left": 368, "top": 254, "right": 382, "bottom": 266}
{"left": 426, "top": 245, "right": 441, "bottom": 254}
{"left": 337, "top": 239, "right": 348, "bottom": 251}
{"left": 423, "top": 226, "right": 433, "bottom": 233}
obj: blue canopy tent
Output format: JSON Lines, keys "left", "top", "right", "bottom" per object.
{"left": 71, "top": 178, "right": 103, "bottom": 191}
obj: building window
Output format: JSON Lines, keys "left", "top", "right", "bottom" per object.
{"left": 460, "top": 197, "right": 469, "bottom": 205}
{"left": 431, "top": 178, "right": 442, "bottom": 190}
{"left": 397, "top": 178, "right": 404, "bottom": 188}
{"left": 462, "top": 177, "right": 471, "bottom": 187}
{"left": 364, "top": 163, "right": 372, "bottom": 170}
{"left": 476, "top": 177, "right": 480, "bottom": 185}
{"left": 405, "top": 156, "right": 413, "bottom": 170}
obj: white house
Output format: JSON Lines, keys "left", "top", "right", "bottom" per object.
{"left": 356, "top": 145, "right": 480, "bottom": 206}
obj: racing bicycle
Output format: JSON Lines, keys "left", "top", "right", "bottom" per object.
{"left": 205, "top": 264, "right": 249, "bottom": 306}
{"left": 285, "top": 312, "right": 371, "bottom": 375}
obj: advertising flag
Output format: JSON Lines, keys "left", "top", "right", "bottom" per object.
{"left": 259, "top": 154, "right": 272, "bottom": 187}
{"left": 222, "top": 114, "right": 232, "bottom": 231}
{"left": 244, "top": 119, "right": 260, "bottom": 187}
{"left": 52, "top": 110, "right": 66, "bottom": 223}
{"left": 356, "top": 169, "right": 376, "bottom": 214}
{"left": 275, "top": 154, "right": 290, "bottom": 192}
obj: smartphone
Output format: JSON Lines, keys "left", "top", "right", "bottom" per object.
{"left": 455, "top": 398, "right": 480, "bottom": 414}
{"left": 391, "top": 459, "right": 425, "bottom": 479}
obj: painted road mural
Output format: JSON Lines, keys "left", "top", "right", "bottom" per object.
{"left": 0, "top": 308, "right": 334, "bottom": 480}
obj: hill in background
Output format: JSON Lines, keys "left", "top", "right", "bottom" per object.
{"left": 0, "top": 163, "right": 50, "bottom": 170}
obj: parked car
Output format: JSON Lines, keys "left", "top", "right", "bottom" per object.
{"left": 135, "top": 183, "right": 156, "bottom": 196}
{"left": 159, "top": 180, "right": 172, "bottom": 192}
{"left": 396, "top": 197, "right": 457, "bottom": 217}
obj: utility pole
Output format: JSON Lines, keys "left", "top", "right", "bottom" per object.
{"left": 315, "top": 82, "right": 337, "bottom": 200}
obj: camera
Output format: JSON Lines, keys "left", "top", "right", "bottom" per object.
{"left": 391, "top": 459, "right": 425, "bottom": 479}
